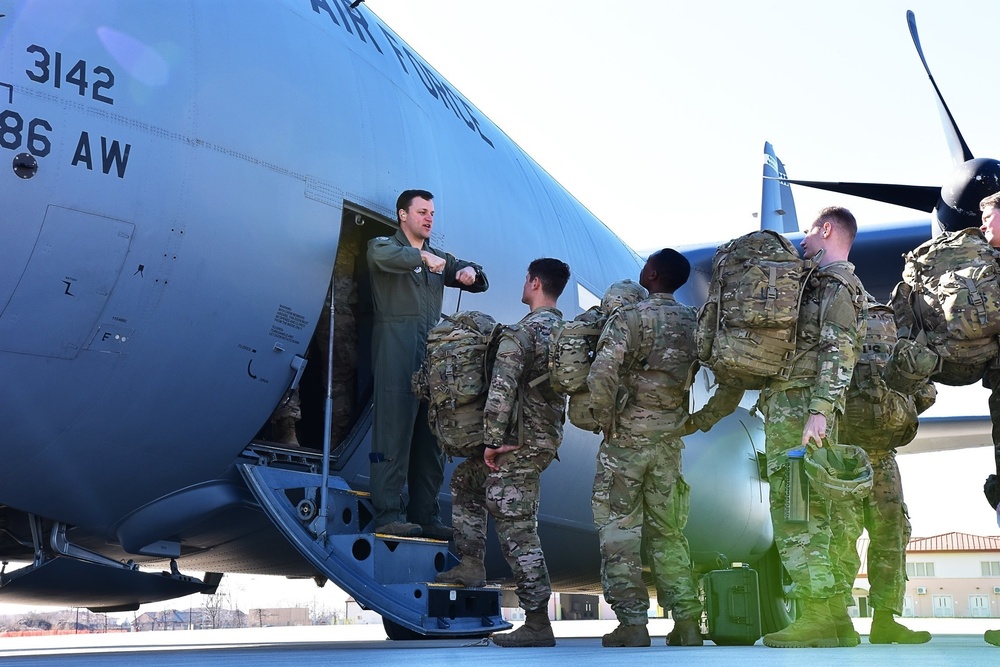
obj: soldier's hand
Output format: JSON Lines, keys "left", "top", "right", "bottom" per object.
{"left": 455, "top": 266, "right": 477, "bottom": 285}
{"left": 484, "top": 443, "right": 520, "bottom": 471}
{"left": 679, "top": 419, "right": 698, "bottom": 437}
{"left": 420, "top": 250, "right": 446, "bottom": 274}
{"left": 802, "top": 412, "right": 827, "bottom": 448}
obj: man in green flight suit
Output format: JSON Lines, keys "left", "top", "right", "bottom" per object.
{"left": 367, "top": 189, "right": 487, "bottom": 537}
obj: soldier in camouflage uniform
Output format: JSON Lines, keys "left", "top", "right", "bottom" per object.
{"left": 268, "top": 390, "right": 302, "bottom": 445}
{"left": 831, "top": 294, "right": 935, "bottom": 644}
{"left": 858, "top": 385, "right": 934, "bottom": 644}
{"left": 588, "top": 249, "right": 740, "bottom": 648}
{"left": 367, "top": 189, "right": 487, "bottom": 538}
{"left": 315, "top": 233, "right": 360, "bottom": 447}
{"left": 438, "top": 258, "right": 570, "bottom": 648}
{"left": 760, "top": 207, "right": 868, "bottom": 649}
{"left": 978, "top": 192, "right": 1000, "bottom": 648}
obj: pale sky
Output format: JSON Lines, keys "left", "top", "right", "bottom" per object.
{"left": 6, "top": 1, "right": 1000, "bottom": 619}
{"left": 371, "top": 0, "right": 999, "bottom": 251}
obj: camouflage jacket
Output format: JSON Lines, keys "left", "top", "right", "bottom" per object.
{"left": 768, "top": 260, "right": 867, "bottom": 417}
{"left": 483, "top": 306, "right": 565, "bottom": 451}
{"left": 588, "top": 293, "right": 698, "bottom": 435}
{"left": 367, "top": 229, "right": 487, "bottom": 391}
{"left": 689, "top": 383, "right": 745, "bottom": 432}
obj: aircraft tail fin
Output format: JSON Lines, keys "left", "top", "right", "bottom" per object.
{"left": 760, "top": 142, "right": 799, "bottom": 233}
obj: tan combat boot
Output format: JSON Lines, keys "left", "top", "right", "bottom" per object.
{"left": 762, "top": 597, "right": 838, "bottom": 648}
{"left": 826, "top": 597, "right": 860, "bottom": 647}
{"left": 869, "top": 609, "right": 930, "bottom": 644}
{"left": 492, "top": 609, "right": 555, "bottom": 647}
{"left": 271, "top": 416, "right": 299, "bottom": 446}
{"left": 667, "top": 617, "right": 704, "bottom": 646}
{"left": 602, "top": 622, "right": 650, "bottom": 647}
{"left": 434, "top": 556, "right": 486, "bottom": 588}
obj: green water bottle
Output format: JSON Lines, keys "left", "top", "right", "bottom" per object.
{"left": 785, "top": 447, "right": 809, "bottom": 523}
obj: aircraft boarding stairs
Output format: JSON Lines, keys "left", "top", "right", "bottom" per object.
{"left": 239, "top": 447, "right": 510, "bottom": 638}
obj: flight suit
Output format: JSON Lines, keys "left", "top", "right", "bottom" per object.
{"left": 367, "top": 229, "right": 486, "bottom": 528}
{"left": 588, "top": 294, "right": 702, "bottom": 626}
{"left": 761, "top": 261, "right": 866, "bottom": 601}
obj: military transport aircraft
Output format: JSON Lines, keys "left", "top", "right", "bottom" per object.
{"left": 0, "top": 2, "right": 990, "bottom": 640}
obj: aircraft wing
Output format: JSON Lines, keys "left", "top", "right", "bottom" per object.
{"left": 906, "top": 415, "right": 992, "bottom": 456}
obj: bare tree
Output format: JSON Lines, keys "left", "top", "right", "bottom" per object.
{"left": 309, "top": 596, "right": 333, "bottom": 626}
{"left": 203, "top": 584, "right": 227, "bottom": 629}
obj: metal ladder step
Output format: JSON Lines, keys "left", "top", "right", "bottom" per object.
{"left": 239, "top": 463, "right": 509, "bottom": 637}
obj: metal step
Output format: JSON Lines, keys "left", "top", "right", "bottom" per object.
{"left": 239, "top": 463, "right": 509, "bottom": 637}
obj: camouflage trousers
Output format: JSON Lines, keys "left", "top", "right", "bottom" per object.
{"left": 451, "top": 445, "right": 556, "bottom": 612}
{"left": 315, "top": 279, "right": 358, "bottom": 445}
{"left": 449, "top": 451, "right": 491, "bottom": 561}
{"left": 858, "top": 450, "right": 911, "bottom": 616}
{"left": 592, "top": 434, "right": 701, "bottom": 624}
{"left": 762, "top": 387, "right": 863, "bottom": 601}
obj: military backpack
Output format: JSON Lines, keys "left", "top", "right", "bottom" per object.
{"left": 696, "top": 229, "right": 817, "bottom": 390}
{"left": 893, "top": 227, "right": 1000, "bottom": 386}
{"left": 548, "top": 306, "right": 605, "bottom": 395}
{"left": 412, "top": 310, "right": 500, "bottom": 457}
{"left": 549, "top": 279, "right": 647, "bottom": 396}
{"left": 840, "top": 302, "right": 920, "bottom": 451}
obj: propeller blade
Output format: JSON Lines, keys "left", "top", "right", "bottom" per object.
{"left": 907, "top": 9, "right": 974, "bottom": 165}
{"left": 777, "top": 178, "right": 940, "bottom": 213}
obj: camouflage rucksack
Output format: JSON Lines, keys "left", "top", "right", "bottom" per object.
{"left": 696, "top": 230, "right": 817, "bottom": 390}
{"left": 412, "top": 310, "right": 499, "bottom": 457}
{"left": 894, "top": 227, "right": 1000, "bottom": 386}
{"left": 567, "top": 391, "right": 599, "bottom": 433}
{"left": 548, "top": 307, "right": 605, "bottom": 396}
{"left": 840, "top": 302, "right": 920, "bottom": 451}
{"left": 549, "top": 279, "right": 647, "bottom": 395}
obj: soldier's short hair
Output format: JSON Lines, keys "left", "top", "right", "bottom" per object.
{"left": 648, "top": 248, "right": 690, "bottom": 293}
{"left": 396, "top": 189, "right": 434, "bottom": 222}
{"left": 981, "top": 192, "right": 1000, "bottom": 211}
{"left": 528, "top": 258, "right": 571, "bottom": 299}
{"left": 816, "top": 206, "right": 857, "bottom": 244}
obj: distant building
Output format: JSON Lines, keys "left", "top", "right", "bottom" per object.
{"left": 855, "top": 532, "right": 1000, "bottom": 618}
{"left": 247, "top": 607, "right": 309, "bottom": 627}
{"left": 345, "top": 599, "right": 382, "bottom": 624}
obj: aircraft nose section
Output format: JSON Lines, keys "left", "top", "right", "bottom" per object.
{"left": 936, "top": 158, "right": 1000, "bottom": 233}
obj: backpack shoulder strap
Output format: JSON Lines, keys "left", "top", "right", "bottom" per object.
{"left": 815, "top": 263, "right": 866, "bottom": 324}
{"left": 621, "top": 305, "right": 647, "bottom": 370}
{"left": 502, "top": 324, "right": 551, "bottom": 389}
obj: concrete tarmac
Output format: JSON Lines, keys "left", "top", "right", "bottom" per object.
{"left": 0, "top": 618, "right": 997, "bottom": 667}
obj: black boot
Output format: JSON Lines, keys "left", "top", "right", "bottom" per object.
{"left": 667, "top": 617, "right": 704, "bottom": 646}
{"left": 492, "top": 610, "right": 555, "bottom": 647}
{"left": 434, "top": 556, "right": 485, "bottom": 587}
{"left": 602, "top": 622, "right": 650, "bottom": 647}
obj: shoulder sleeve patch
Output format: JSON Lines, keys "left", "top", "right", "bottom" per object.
{"left": 823, "top": 287, "right": 860, "bottom": 329}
